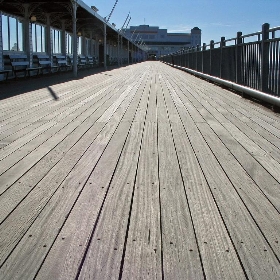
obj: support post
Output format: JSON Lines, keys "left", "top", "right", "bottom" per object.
{"left": 117, "top": 34, "right": 120, "bottom": 66}
{"left": 210, "top": 40, "right": 214, "bottom": 75}
{"left": 202, "top": 43, "right": 206, "bottom": 73}
{"left": 61, "top": 20, "right": 66, "bottom": 56}
{"left": 120, "top": 35, "right": 123, "bottom": 65}
{"left": 23, "top": 4, "right": 33, "bottom": 66}
{"left": 236, "top": 31, "right": 242, "bottom": 84}
{"left": 127, "top": 40, "right": 129, "bottom": 64}
{"left": 46, "top": 14, "right": 52, "bottom": 60}
{"left": 220, "top": 36, "right": 225, "bottom": 78}
{"left": 72, "top": 1, "right": 78, "bottom": 78}
{"left": 89, "top": 31, "right": 93, "bottom": 56}
{"left": 0, "top": 11, "right": 3, "bottom": 70}
{"left": 104, "top": 23, "right": 107, "bottom": 70}
{"left": 196, "top": 44, "right": 199, "bottom": 70}
{"left": 261, "top": 23, "right": 270, "bottom": 93}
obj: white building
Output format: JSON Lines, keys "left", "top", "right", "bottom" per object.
{"left": 125, "top": 25, "right": 201, "bottom": 58}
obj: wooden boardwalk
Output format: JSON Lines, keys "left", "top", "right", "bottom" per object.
{"left": 0, "top": 61, "right": 280, "bottom": 279}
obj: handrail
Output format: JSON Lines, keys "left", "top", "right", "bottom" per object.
{"left": 160, "top": 23, "right": 280, "bottom": 100}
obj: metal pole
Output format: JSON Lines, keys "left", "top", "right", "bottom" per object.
{"left": 0, "top": 12, "right": 3, "bottom": 70}
{"left": 104, "top": 23, "right": 107, "bottom": 70}
{"left": 220, "top": 37, "right": 225, "bottom": 78}
{"left": 117, "top": 33, "right": 120, "bottom": 66}
{"left": 121, "top": 35, "right": 123, "bottom": 65}
{"left": 202, "top": 43, "right": 206, "bottom": 73}
{"left": 236, "top": 32, "right": 242, "bottom": 84}
{"left": 261, "top": 23, "right": 270, "bottom": 93}
{"left": 72, "top": 1, "right": 78, "bottom": 78}
{"left": 127, "top": 40, "right": 129, "bottom": 64}
{"left": 210, "top": 40, "right": 214, "bottom": 75}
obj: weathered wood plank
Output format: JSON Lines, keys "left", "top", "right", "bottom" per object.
{"left": 0, "top": 62, "right": 279, "bottom": 280}
{"left": 0, "top": 72, "right": 149, "bottom": 280}
{"left": 165, "top": 71, "right": 280, "bottom": 211}
{"left": 121, "top": 72, "right": 162, "bottom": 279}
{"left": 159, "top": 73, "right": 247, "bottom": 279}
{"left": 164, "top": 72, "right": 280, "bottom": 279}
{"left": 197, "top": 122, "right": 280, "bottom": 256}
{"left": 0, "top": 74, "right": 145, "bottom": 272}
{"left": 77, "top": 91, "right": 149, "bottom": 278}
{"left": 174, "top": 67, "right": 280, "bottom": 128}
{"left": 0, "top": 73, "right": 129, "bottom": 156}
{"left": 192, "top": 83, "right": 280, "bottom": 152}
{"left": 0, "top": 78, "right": 130, "bottom": 195}
{"left": 157, "top": 74, "right": 204, "bottom": 279}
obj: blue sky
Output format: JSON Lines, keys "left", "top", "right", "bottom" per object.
{"left": 83, "top": 0, "right": 280, "bottom": 44}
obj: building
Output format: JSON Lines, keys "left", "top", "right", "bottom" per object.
{"left": 0, "top": 0, "right": 146, "bottom": 81}
{"left": 125, "top": 25, "right": 201, "bottom": 59}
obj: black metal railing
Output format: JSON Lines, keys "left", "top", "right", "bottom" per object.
{"left": 160, "top": 23, "right": 280, "bottom": 97}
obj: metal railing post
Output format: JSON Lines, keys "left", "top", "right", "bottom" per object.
{"left": 220, "top": 37, "right": 225, "bottom": 78}
{"left": 196, "top": 44, "right": 199, "bottom": 71}
{"left": 202, "top": 43, "right": 206, "bottom": 73}
{"left": 210, "top": 40, "right": 214, "bottom": 75}
{"left": 261, "top": 23, "right": 270, "bottom": 93}
{"left": 236, "top": 31, "right": 242, "bottom": 84}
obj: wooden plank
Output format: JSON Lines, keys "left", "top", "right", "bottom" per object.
{"left": 197, "top": 122, "right": 280, "bottom": 257}
{"left": 0, "top": 69, "right": 119, "bottom": 118}
{"left": 0, "top": 121, "right": 103, "bottom": 222}
{"left": 121, "top": 123, "right": 161, "bottom": 279}
{"left": 1, "top": 61, "right": 279, "bottom": 279}
{"left": 0, "top": 68, "right": 134, "bottom": 159}
{"left": 0, "top": 79, "right": 128, "bottom": 194}
{"left": 0, "top": 75, "right": 123, "bottom": 143}
{"left": 202, "top": 93, "right": 280, "bottom": 160}
{"left": 162, "top": 67, "right": 280, "bottom": 279}
{"left": 0, "top": 73, "right": 144, "bottom": 269}
{"left": 0, "top": 71, "right": 148, "bottom": 279}
{"left": 75, "top": 76, "right": 150, "bottom": 280}
{"left": 121, "top": 73, "right": 162, "bottom": 279}
{"left": 222, "top": 122, "right": 280, "bottom": 182}
{"left": 76, "top": 122, "right": 144, "bottom": 280}
{"left": 159, "top": 72, "right": 247, "bottom": 279}
{"left": 0, "top": 68, "right": 124, "bottom": 128}
{"left": 206, "top": 121, "right": 280, "bottom": 212}
{"left": 156, "top": 74, "right": 204, "bottom": 279}
{"left": 163, "top": 72, "right": 280, "bottom": 212}
{"left": 173, "top": 66, "right": 280, "bottom": 127}
{"left": 179, "top": 79, "right": 280, "bottom": 158}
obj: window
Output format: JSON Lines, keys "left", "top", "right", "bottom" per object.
{"left": 66, "top": 32, "right": 72, "bottom": 54}
{"left": 2, "top": 14, "right": 23, "bottom": 51}
{"left": 78, "top": 37, "right": 82, "bottom": 54}
{"left": 52, "top": 28, "right": 61, "bottom": 53}
{"left": 32, "top": 23, "right": 46, "bottom": 52}
{"left": 85, "top": 38, "right": 91, "bottom": 56}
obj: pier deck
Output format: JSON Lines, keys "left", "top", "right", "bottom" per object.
{"left": 0, "top": 62, "right": 280, "bottom": 279}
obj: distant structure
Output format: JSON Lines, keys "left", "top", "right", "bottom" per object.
{"left": 125, "top": 25, "right": 201, "bottom": 59}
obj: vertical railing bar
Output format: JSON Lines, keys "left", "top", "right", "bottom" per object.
{"left": 270, "top": 40, "right": 274, "bottom": 94}
{"left": 273, "top": 40, "right": 277, "bottom": 94}
{"left": 276, "top": 41, "right": 280, "bottom": 96}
